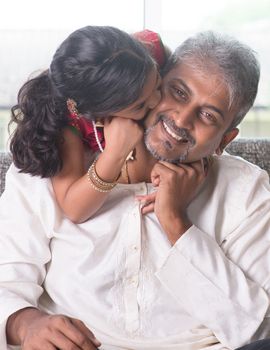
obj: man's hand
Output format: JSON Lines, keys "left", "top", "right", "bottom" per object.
{"left": 7, "top": 307, "right": 101, "bottom": 350}
{"left": 137, "top": 159, "right": 207, "bottom": 244}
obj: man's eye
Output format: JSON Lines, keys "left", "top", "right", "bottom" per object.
{"left": 171, "top": 86, "right": 187, "bottom": 101}
{"left": 200, "top": 111, "right": 216, "bottom": 124}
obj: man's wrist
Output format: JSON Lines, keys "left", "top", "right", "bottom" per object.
{"left": 6, "top": 307, "right": 46, "bottom": 345}
{"left": 164, "top": 215, "right": 192, "bottom": 245}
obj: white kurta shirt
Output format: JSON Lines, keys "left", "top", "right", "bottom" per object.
{"left": 0, "top": 154, "right": 269, "bottom": 350}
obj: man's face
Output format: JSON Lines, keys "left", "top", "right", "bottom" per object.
{"left": 144, "top": 62, "right": 238, "bottom": 163}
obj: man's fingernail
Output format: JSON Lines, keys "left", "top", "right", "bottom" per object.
{"left": 94, "top": 340, "right": 102, "bottom": 347}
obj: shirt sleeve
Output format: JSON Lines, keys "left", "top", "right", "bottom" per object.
{"left": 156, "top": 170, "right": 270, "bottom": 349}
{"left": 0, "top": 165, "right": 52, "bottom": 348}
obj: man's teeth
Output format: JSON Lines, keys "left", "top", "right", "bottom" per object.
{"left": 162, "top": 121, "right": 185, "bottom": 141}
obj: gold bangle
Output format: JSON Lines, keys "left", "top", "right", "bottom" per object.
{"left": 88, "top": 180, "right": 112, "bottom": 193}
{"left": 87, "top": 159, "right": 116, "bottom": 193}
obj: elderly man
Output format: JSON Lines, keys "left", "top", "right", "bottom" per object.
{"left": 0, "top": 31, "right": 269, "bottom": 350}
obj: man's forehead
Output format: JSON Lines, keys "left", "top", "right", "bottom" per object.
{"left": 163, "top": 62, "right": 227, "bottom": 95}
{"left": 164, "top": 60, "right": 222, "bottom": 80}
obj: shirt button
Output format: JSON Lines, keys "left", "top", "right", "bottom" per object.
{"left": 129, "top": 276, "right": 137, "bottom": 284}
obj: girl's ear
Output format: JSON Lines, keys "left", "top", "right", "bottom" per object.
{"left": 215, "top": 128, "right": 239, "bottom": 155}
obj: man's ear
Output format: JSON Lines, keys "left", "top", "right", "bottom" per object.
{"left": 216, "top": 128, "right": 239, "bottom": 155}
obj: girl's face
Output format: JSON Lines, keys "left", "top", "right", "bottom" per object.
{"left": 111, "top": 68, "right": 162, "bottom": 120}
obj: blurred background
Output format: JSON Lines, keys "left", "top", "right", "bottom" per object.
{"left": 1, "top": 0, "right": 269, "bottom": 150}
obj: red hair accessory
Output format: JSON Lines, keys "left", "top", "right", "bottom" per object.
{"left": 67, "top": 98, "right": 105, "bottom": 152}
{"left": 68, "top": 113, "right": 105, "bottom": 152}
{"left": 133, "top": 29, "right": 166, "bottom": 68}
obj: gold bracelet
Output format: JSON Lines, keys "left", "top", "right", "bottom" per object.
{"left": 87, "top": 159, "right": 116, "bottom": 193}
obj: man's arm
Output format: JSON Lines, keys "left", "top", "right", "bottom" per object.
{"left": 0, "top": 165, "right": 100, "bottom": 349}
{"left": 147, "top": 160, "right": 270, "bottom": 349}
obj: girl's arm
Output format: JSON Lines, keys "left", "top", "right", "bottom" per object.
{"left": 52, "top": 117, "right": 143, "bottom": 223}
{"left": 51, "top": 128, "right": 122, "bottom": 223}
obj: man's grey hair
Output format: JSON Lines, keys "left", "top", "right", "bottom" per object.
{"left": 164, "top": 31, "right": 260, "bottom": 129}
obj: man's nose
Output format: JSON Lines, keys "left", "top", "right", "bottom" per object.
{"left": 170, "top": 106, "right": 195, "bottom": 129}
{"left": 148, "top": 89, "right": 161, "bottom": 109}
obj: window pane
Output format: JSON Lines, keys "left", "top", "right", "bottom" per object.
{"left": 0, "top": 0, "right": 144, "bottom": 150}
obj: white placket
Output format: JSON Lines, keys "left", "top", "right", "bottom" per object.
{"left": 123, "top": 183, "right": 147, "bottom": 335}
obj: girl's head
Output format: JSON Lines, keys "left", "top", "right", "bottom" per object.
{"left": 50, "top": 25, "right": 160, "bottom": 120}
{"left": 10, "top": 26, "right": 161, "bottom": 177}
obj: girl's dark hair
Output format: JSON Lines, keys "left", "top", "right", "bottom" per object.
{"left": 10, "top": 26, "right": 155, "bottom": 177}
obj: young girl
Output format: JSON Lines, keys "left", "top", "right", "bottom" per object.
{"left": 9, "top": 26, "right": 167, "bottom": 223}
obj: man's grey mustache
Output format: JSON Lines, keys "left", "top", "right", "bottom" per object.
{"left": 158, "top": 114, "right": 196, "bottom": 146}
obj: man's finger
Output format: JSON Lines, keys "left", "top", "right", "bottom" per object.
{"left": 49, "top": 331, "right": 83, "bottom": 350}
{"left": 71, "top": 318, "right": 101, "bottom": 348}
{"left": 52, "top": 317, "right": 100, "bottom": 349}
{"left": 157, "top": 159, "right": 208, "bottom": 178}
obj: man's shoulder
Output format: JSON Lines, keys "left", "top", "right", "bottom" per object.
{"left": 213, "top": 153, "right": 269, "bottom": 182}
{"left": 205, "top": 154, "right": 270, "bottom": 226}
{"left": 210, "top": 153, "right": 270, "bottom": 201}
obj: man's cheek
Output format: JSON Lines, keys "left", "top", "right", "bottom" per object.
{"left": 144, "top": 110, "right": 160, "bottom": 129}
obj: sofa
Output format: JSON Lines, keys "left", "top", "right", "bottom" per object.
{"left": 1, "top": 138, "right": 270, "bottom": 196}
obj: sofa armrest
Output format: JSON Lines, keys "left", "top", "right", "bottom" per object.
{"left": 0, "top": 152, "right": 12, "bottom": 196}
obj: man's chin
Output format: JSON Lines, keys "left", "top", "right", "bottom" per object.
{"left": 144, "top": 117, "right": 197, "bottom": 164}
{"left": 145, "top": 140, "right": 189, "bottom": 164}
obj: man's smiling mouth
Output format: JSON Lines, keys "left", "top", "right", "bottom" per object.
{"left": 144, "top": 114, "right": 195, "bottom": 163}
{"left": 162, "top": 120, "right": 189, "bottom": 142}
{"left": 160, "top": 115, "right": 196, "bottom": 146}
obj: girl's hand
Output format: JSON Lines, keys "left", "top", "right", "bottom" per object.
{"left": 103, "top": 117, "right": 143, "bottom": 161}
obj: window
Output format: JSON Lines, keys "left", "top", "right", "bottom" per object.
{"left": 0, "top": 0, "right": 144, "bottom": 150}
{"left": 1, "top": 0, "right": 269, "bottom": 150}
